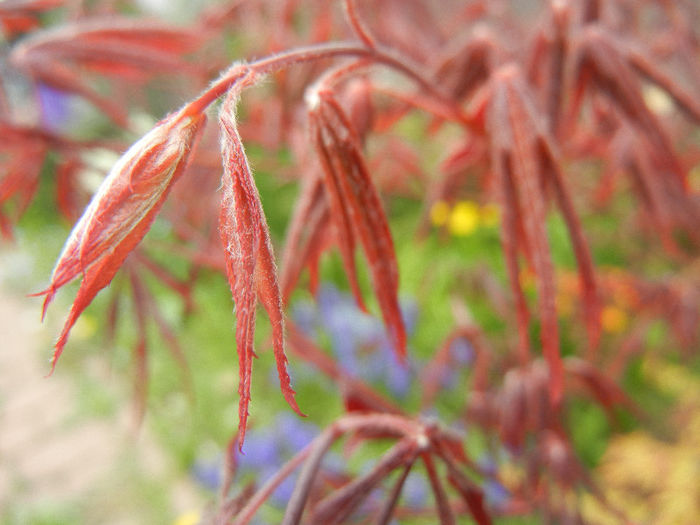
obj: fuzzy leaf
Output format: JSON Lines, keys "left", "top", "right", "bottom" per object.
{"left": 38, "top": 110, "right": 205, "bottom": 371}
{"left": 279, "top": 171, "right": 332, "bottom": 304}
{"left": 218, "top": 90, "right": 303, "bottom": 449}
{"left": 312, "top": 119, "right": 367, "bottom": 312}
{"left": 310, "top": 90, "right": 406, "bottom": 359}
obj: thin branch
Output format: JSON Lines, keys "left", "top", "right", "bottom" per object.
{"left": 344, "top": 0, "right": 377, "bottom": 48}
{"left": 183, "top": 41, "right": 466, "bottom": 126}
{"left": 281, "top": 428, "right": 339, "bottom": 525}
{"left": 376, "top": 459, "right": 416, "bottom": 525}
{"left": 231, "top": 440, "right": 315, "bottom": 525}
{"left": 422, "top": 453, "right": 455, "bottom": 525}
{"left": 312, "top": 438, "right": 421, "bottom": 524}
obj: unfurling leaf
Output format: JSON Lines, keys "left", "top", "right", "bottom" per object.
{"left": 279, "top": 171, "right": 332, "bottom": 304}
{"left": 489, "top": 65, "right": 561, "bottom": 400}
{"left": 218, "top": 89, "right": 304, "bottom": 449}
{"left": 487, "top": 63, "right": 600, "bottom": 403}
{"left": 37, "top": 109, "right": 206, "bottom": 371}
{"left": 309, "top": 88, "right": 407, "bottom": 360}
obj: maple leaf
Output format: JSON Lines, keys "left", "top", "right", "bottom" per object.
{"left": 570, "top": 25, "right": 686, "bottom": 186}
{"left": 218, "top": 89, "right": 304, "bottom": 449}
{"left": 279, "top": 171, "right": 331, "bottom": 304}
{"left": 308, "top": 87, "right": 407, "bottom": 360}
{"left": 0, "top": 0, "right": 63, "bottom": 37}
{"left": 0, "top": 140, "right": 46, "bottom": 239}
{"left": 37, "top": 109, "right": 206, "bottom": 372}
{"left": 488, "top": 63, "right": 600, "bottom": 403}
{"left": 10, "top": 18, "right": 204, "bottom": 125}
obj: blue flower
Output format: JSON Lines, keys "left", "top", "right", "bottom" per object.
{"left": 292, "top": 283, "right": 419, "bottom": 398}
{"left": 37, "top": 84, "right": 72, "bottom": 131}
{"left": 190, "top": 458, "right": 221, "bottom": 491}
{"left": 478, "top": 456, "right": 510, "bottom": 509}
{"left": 188, "top": 416, "right": 321, "bottom": 506}
{"left": 402, "top": 472, "right": 429, "bottom": 508}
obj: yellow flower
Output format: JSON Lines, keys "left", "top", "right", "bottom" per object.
{"left": 448, "top": 201, "right": 479, "bottom": 236}
{"left": 173, "top": 511, "right": 201, "bottom": 525}
{"left": 601, "top": 305, "right": 627, "bottom": 333}
{"left": 430, "top": 200, "right": 450, "bottom": 226}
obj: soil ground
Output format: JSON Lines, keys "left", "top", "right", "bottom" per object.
{"left": 0, "top": 279, "right": 206, "bottom": 524}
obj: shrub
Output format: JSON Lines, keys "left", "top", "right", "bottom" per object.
{"left": 2, "top": 0, "right": 699, "bottom": 523}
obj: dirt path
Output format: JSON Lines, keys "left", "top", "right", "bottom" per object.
{"left": 0, "top": 285, "right": 205, "bottom": 523}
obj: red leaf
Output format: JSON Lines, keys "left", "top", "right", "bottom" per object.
{"left": 433, "top": 27, "right": 494, "bottom": 101}
{"left": 445, "top": 468, "right": 492, "bottom": 525}
{"left": 19, "top": 59, "right": 130, "bottom": 126}
{"left": 422, "top": 453, "right": 455, "bottom": 525}
{"left": 0, "top": 0, "right": 63, "bottom": 37}
{"left": 310, "top": 89, "right": 407, "bottom": 360}
{"left": 573, "top": 26, "right": 685, "bottom": 187}
{"left": 0, "top": 144, "right": 45, "bottom": 237}
{"left": 54, "top": 158, "right": 86, "bottom": 221}
{"left": 539, "top": 140, "right": 601, "bottom": 353}
{"left": 488, "top": 64, "right": 586, "bottom": 402}
{"left": 10, "top": 18, "right": 204, "bottom": 124}
{"left": 279, "top": 171, "right": 332, "bottom": 304}
{"left": 565, "top": 357, "right": 641, "bottom": 421}
{"left": 498, "top": 368, "right": 528, "bottom": 450}
{"left": 37, "top": 110, "right": 205, "bottom": 371}
{"left": 312, "top": 118, "right": 367, "bottom": 312}
{"left": 218, "top": 90, "right": 303, "bottom": 449}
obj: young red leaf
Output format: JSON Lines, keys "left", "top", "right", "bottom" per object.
{"left": 565, "top": 357, "right": 640, "bottom": 422}
{"left": 309, "top": 89, "right": 407, "bottom": 360}
{"left": 311, "top": 116, "right": 367, "bottom": 312}
{"left": 489, "top": 65, "right": 562, "bottom": 399}
{"left": 11, "top": 18, "right": 204, "bottom": 124}
{"left": 487, "top": 62, "right": 602, "bottom": 401}
{"left": 376, "top": 461, "right": 415, "bottom": 525}
{"left": 0, "top": 0, "right": 63, "bottom": 37}
{"left": 37, "top": 109, "right": 205, "bottom": 371}
{"left": 445, "top": 467, "right": 492, "bottom": 525}
{"left": 279, "top": 171, "right": 332, "bottom": 304}
{"left": 433, "top": 26, "right": 494, "bottom": 102}
{"left": 422, "top": 453, "right": 456, "bottom": 525}
{"left": 498, "top": 368, "right": 528, "bottom": 450}
{"left": 0, "top": 144, "right": 45, "bottom": 238}
{"left": 539, "top": 139, "right": 601, "bottom": 353}
{"left": 54, "top": 157, "right": 87, "bottom": 221}
{"left": 218, "top": 90, "right": 303, "bottom": 449}
{"left": 572, "top": 26, "right": 686, "bottom": 186}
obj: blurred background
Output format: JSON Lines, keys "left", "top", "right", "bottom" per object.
{"left": 1, "top": 1, "right": 699, "bottom": 524}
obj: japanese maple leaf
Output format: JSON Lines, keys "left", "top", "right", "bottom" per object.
{"left": 218, "top": 89, "right": 304, "bottom": 448}
{"left": 37, "top": 109, "right": 206, "bottom": 371}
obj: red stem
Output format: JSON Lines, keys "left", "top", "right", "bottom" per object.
{"left": 182, "top": 41, "right": 464, "bottom": 124}
{"left": 231, "top": 441, "right": 314, "bottom": 525}
{"left": 344, "top": 0, "right": 376, "bottom": 48}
